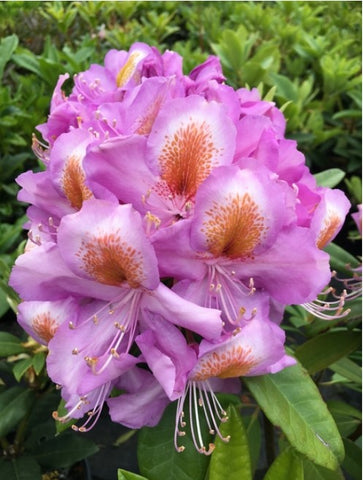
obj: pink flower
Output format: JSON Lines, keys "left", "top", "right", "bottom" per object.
{"left": 9, "top": 42, "right": 352, "bottom": 450}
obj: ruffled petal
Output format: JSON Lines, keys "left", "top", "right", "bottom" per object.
{"left": 312, "top": 188, "right": 351, "bottom": 248}
{"left": 146, "top": 95, "right": 236, "bottom": 200}
{"left": 233, "top": 226, "right": 331, "bottom": 304}
{"left": 17, "top": 297, "right": 78, "bottom": 345}
{"left": 57, "top": 199, "right": 159, "bottom": 290}
{"left": 191, "top": 166, "right": 287, "bottom": 259}
{"left": 136, "top": 315, "right": 197, "bottom": 400}
{"left": 107, "top": 367, "right": 170, "bottom": 428}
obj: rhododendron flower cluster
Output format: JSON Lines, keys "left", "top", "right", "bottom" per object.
{"left": 10, "top": 42, "right": 351, "bottom": 455}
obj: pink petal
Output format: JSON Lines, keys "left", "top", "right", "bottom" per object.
{"left": 57, "top": 199, "right": 159, "bottom": 290}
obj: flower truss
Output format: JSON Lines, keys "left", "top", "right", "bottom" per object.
{"left": 10, "top": 42, "right": 352, "bottom": 455}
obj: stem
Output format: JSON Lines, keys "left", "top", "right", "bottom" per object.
{"left": 263, "top": 413, "right": 275, "bottom": 468}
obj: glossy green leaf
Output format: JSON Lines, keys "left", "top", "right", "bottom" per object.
{"left": 209, "top": 404, "right": 252, "bottom": 480}
{"left": 0, "top": 386, "right": 35, "bottom": 437}
{"left": 324, "top": 242, "right": 360, "bottom": 275}
{"left": 242, "top": 412, "right": 261, "bottom": 474}
{"left": 0, "top": 332, "right": 26, "bottom": 357}
{"left": 0, "top": 456, "right": 41, "bottom": 480}
{"left": 32, "top": 351, "right": 46, "bottom": 375}
{"left": 245, "top": 364, "right": 344, "bottom": 470}
{"left": 314, "top": 169, "right": 345, "bottom": 188}
{"left": 327, "top": 400, "right": 362, "bottom": 437}
{"left": 302, "top": 456, "right": 344, "bottom": 480}
{"left": 30, "top": 432, "right": 98, "bottom": 468}
{"left": 138, "top": 402, "right": 211, "bottom": 480}
{"left": 263, "top": 446, "right": 303, "bottom": 480}
{"left": 294, "top": 330, "right": 361, "bottom": 375}
{"left": 342, "top": 438, "right": 362, "bottom": 480}
{"left": 118, "top": 469, "right": 149, "bottom": 480}
{"left": 13, "top": 357, "right": 33, "bottom": 382}
{"left": 329, "top": 358, "right": 362, "bottom": 385}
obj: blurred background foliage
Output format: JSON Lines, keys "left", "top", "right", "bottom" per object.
{"left": 0, "top": 2, "right": 361, "bottom": 479}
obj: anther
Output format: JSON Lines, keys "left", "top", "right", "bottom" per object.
{"left": 72, "top": 348, "right": 79, "bottom": 355}
{"left": 68, "top": 321, "right": 75, "bottom": 329}
{"left": 110, "top": 348, "right": 119, "bottom": 358}
{"left": 177, "top": 446, "right": 185, "bottom": 453}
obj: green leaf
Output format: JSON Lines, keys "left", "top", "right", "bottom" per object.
{"left": 263, "top": 446, "right": 303, "bottom": 480}
{"left": 32, "top": 351, "right": 46, "bottom": 375}
{"left": 118, "top": 469, "right": 150, "bottom": 480}
{"left": 12, "top": 51, "right": 41, "bottom": 76}
{"left": 314, "top": 169, "right": 345, "bottom": 188}
{"left": 327, "top": 400, "right": 361, "bottom": 437}
{"left": 138, "top": 402, "right": 210, "bottom": 480}
{"left": 245, "top": 363, "right": 344, "bottom": 470}
{"left": 269, "top": 72, "right": 298, "bottom": 101}
{"left": 0, "top": 386, "right": 35, "bottom": 437}
{"left": 30, "top": 431, "right": 99, "bottom": 468}
{"left": 13, "top": 357, "right": 33, "bottom": 382}
{"left": 0, "top": 332, "right": 26, "bottom": 357}
{"left": 294, "top": 330, "right": 361, "bottom": 375}
{"left": 0, "top": 456, "right": 41, "bottom": 480}
{"left": 209, "top": 404, "right": 252, "bottom": 480}
{"left": 301, "top": 455, "right": 345, "bottom": 479}
{"left": 242, "top": 412, "right": 261, "bottom": 474}
{"left": 0, "top": 34, "right": 18, "bottom": 80}
{"left": 323, "top": 242, "right": 360, "bottom": 275}
{"left": 342, "top": 438, "right": 362, "bottom": 480}
{"left": 329, "top": 357, "right": 362, "bottom": 385}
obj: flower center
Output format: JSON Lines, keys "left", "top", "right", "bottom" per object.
{"left": 201, "top": 192, "right": 267, "bottom": 259}
{"left": 77, "top": 230, "right": 144, "bottom": 288}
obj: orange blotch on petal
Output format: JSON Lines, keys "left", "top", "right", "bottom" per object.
{"left": 77, "top": 230, "right": 144, "bottom": 288}
{"left": 201, "top": 193, "right": 267, "bottom": 259}
{"left": 32, "top": 312, "right": 59, "bottom": 343}
{"left": 191, "top": 345, "right": 257, "bottom": 381}
{"left": 135, "top": 97, "right": 163, "bottom": 135}
{"left": 159, "top": 121, "right": 219, "bottom": 201}
{"left": 317, "top": 214, "right": 342, "bottom": 249}
{"left": 62, "top": 156, "right": 93, "bottom": 210}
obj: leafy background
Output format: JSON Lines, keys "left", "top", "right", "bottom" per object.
{"left": 0, "top": 2, "right": 361, "bottom": 480}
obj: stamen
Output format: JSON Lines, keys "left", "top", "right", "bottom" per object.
{"left": 54, "top": 383, "right": 111, "bottom": 433}
{"left": 28, "top": 230, "right": 42, "bottom": 246}
{"left": 174, "top": 380, "right": 230, "bottom": 455}
{"left": 144, "top": 211, "right": 161, "bottom": 236}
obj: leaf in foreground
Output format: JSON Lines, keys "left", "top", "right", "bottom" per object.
{"left": 138, "top": 402, "right": 210, "bottom": 480}
{"left": 209, "top": 404, "right": 252, "bottom": 480}
{"left": 263, "top": 446, "right": 303, "bottom": 480}
{"left": 118, "top": 469, "right": 149, "bottom": 480}
{"left": 245, "top": 363, "right": 344, "bottom": 470}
